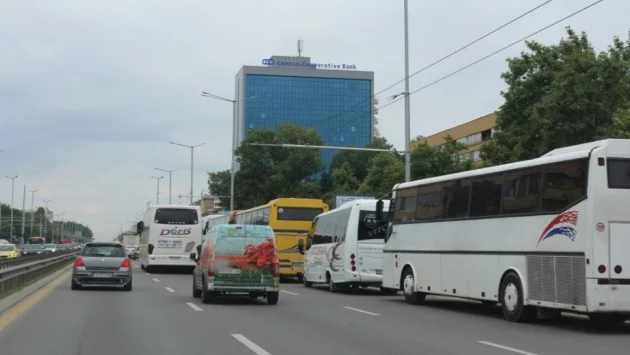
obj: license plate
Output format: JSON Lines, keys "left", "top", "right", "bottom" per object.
{"left": 93, "top": 273, "right": 112, "bottom": 278}
{"left": 375, "top": 269, "right": 383, "bottom": 275}
{"left": 219, "top": 268, "right": 241, "bottom": 274}
{"left": 169, "top": 256, "right": 180, "bottom": 260}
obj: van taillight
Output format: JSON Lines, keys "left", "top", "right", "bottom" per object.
{"left": 207, "top": 261, "right": 214, "bottom": 277}
{"left": 351, "top": 266, "right": 356, "bottom": 272}
{"left": 351, "top": 260, "right": 355, "bottom": 266}
{"left": 75, "top": 257, "right": 85, "bottom": 267}
{"left": 273, "top": 262, "right": 279, "bottom": 277}
{"left": 350, "top": 254, "right": 355, "bottom": 260}
{"left": 120, "top": 258, "right": 131, "bottom": 268}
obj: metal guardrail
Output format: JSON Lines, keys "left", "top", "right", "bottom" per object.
{"left": 0, "top": 250, "right": 79, "bottom": 296}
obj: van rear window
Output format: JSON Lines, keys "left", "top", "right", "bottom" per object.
{"left": 276, "top": 207, "right": 323, "bottom": 221}
{"left": 358, "top": 211, "right": 389, "bottom": 241}
{"left": 607, "top": 159, "right": 630, "bottom": 189}
{"left": 155, "top": 209, "right": 198, "bottom": 225}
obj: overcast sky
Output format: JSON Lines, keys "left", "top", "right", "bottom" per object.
{"left": 0, "top": 0, "right": 627, "bottom": 240}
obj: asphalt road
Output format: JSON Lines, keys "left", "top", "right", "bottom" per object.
{"left": 0, "top": 262, "right": 628, "bottom": 355}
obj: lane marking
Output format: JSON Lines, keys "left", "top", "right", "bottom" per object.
{"left": 343, "top": 306, "right": 379, "bottom": 316}
{"left": 280, "top": 290, "right": 299, "bottom": 296}
{"left": 231, "top": 334, "right": 272, "bottom": 355}
{"left": 185, "top": 302, "right": 203, "bottom": 312}
{"left": 152, "top": 278, "right": 160, "bottom": 282}
{"left": 478, "top": 341, "right": 538, "bottom": 355}
{"left": 165, "top": 287, "right": 175, "bottom": 293}
{"left": 0, "top": 270, "right": 71, "bottom": 334}
{"left": 145, "top": 273, "right": 151, "bottom": 276}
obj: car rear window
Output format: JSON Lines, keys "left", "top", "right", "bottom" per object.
{"left": 607, "top": 158, "right": 630, "bottom": 188}
{"left": 82, "top": 244, "right": 124, "bottom": 257}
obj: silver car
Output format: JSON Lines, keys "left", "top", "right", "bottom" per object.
{"left": 71, "top": 242, "right": 133, "bottom": 291}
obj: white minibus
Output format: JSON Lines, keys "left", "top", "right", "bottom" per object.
{"left": 301, "top": 199, "right": 394, "bottom": 294}
{"left": 377, "top": 139, "right": 630, "bottom": 324}
{"left": 137, "top": 205, "right": 203, "bottom": 272}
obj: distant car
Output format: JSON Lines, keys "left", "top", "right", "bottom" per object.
{"left": 125, "top": 246, "right": 138, "bottom": 260}
{"left": 0, "top": 244, "right": 21, "bottom": 259}
{"left": 22, "top": 244, "right": 45, "bottom": 256}
{"left": 71, "top": 242, "right": 132, "bottom": 291}
{"left": 43, "top": 244, "right": 57, "bottom": 253}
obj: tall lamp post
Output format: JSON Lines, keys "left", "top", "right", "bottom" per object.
{"left": 201, "top": 91, "right": 255, "bottom": 211}
{"left": 154, "top": 168, "right": 179, "bottom": 204}
{"left": 403, "top": 0, "right": 412, "bottom": 182}
{"left": 150, "top": 176, "right": 164, "bottom": 204}
{"left": 43, "top": 199, "right": 51, "bottom": 242}
{"left": 28, "top": 189, "right": 38, "bottom": 239}
{"left": 170, "top": 141, "right": 205, "bottom": 205}
{"left": 6, "top": 175, "right": 18, "bottom": 243}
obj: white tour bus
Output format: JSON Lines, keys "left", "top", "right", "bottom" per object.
{"left": 301, "top": 199, "right": 395, "bottom": 294}
{"left": 377, "top": 139, "right": 630, "bottom": 324}
{"left": 137, "top": 205, "right": 204, "bottom": 272}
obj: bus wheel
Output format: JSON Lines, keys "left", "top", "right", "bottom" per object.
{"left": 500, "top": 272, "right": 535, "bottom": 322}
{"left": 303, "top": 275, "right": 313, "bottom": 288}
{"left": 402, "top": 268, "right": 425, "bottom": 305}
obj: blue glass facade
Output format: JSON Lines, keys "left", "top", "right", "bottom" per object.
{"left": 243, "top": 74, "right": 372, "bottom": 169}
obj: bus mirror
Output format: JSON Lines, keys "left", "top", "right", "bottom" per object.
{"left": 136, "top": 221, "right": 144, "bottom": 234}
{"left": 375, "top": 199, "right": 384, "bottom": 221}
{"left": 189, "top": 252, "right": 196, "bottom": 261}
{"left": 196, "top": 245, "right": 202, "bottom": 255}
{"left": 297, "top": 239, "right": 305, "bottom": 254}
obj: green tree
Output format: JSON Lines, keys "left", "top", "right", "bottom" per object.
{"left": 332, "top": 162, "right": 362, "bottom": 194}
{"left": 482, "top": 28, "right": 630, "bottom": 165}
{"left": 357, "top": 153, "right": 404, "bottom": 196}
{"left": 410, "top": 136, "right": 473, "bottom": 179}
{"left": 230, "top": 124, "right": 325, "bottom": 209}
{"left": 207, "top": 169, "right": 231, "bottom": 211}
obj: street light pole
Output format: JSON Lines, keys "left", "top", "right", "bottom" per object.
{"left": 151, "top": 176, "right": 164, "bottom": 204}
{"left": 170, "top": 141, "right": 205, "bottom": 205}
{"left": 403, "top": 0, "right": 412, "bottom": 182}
{"left": 6, "top": 175, "right": 18, "bottom": 243}
{"left": 155, "top": 168, "right": 179, "bottom": 204}
{"left": 43, "top": 199, "right": 51, "bottom": 242}
{"left": 28, "top": 189, "right": 38, "bottom": 238}
{"left": 201, "top": 91, "right": 255, "bottom": 211}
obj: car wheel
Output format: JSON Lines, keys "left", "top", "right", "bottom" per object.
{"left": 267, "top": 292, "right": 279, "bottom": 305}
{"left": 71, "top": 279, "right": 81, "bottom": 290}
{"left": 124, "top": 281, "right": 132, "bottom": 291}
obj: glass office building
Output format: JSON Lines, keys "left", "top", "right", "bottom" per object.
{"left": 233, "top": 60, "right": 374, "bottom": 170}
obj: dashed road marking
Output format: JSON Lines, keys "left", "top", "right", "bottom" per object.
{"left": 478, "top": 341, "right": 538, "bottom": 355}
{"left": 280, "top": 290, "right": 299, "bottom": 296}
{"left": 343, "top": 306, "right": 379, "bottom": 316}
{"left": 145, "top": 273, "right": 151, "bottom": 276}
{"left": 231, "top": 334, "right": 272, "bottom": 355}
{"left": 186, "top": 302, "right": 203, "bottom": 312}
{"left": 165, "top": 287, "right": 175, "bottom": 293}
{"left": 152, "top": 278, "right": 160, "bottom": 282}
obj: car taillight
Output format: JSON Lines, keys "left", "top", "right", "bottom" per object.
{"left": 121, "top": 258, "right": 131, "bottom": 268}
{"left": 273, "top": 262, "right": 279, "bottom": 278}
{"left": 75, "top": 257, "right": 85, "bottom": 267}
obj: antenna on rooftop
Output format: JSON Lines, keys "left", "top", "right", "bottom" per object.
{"left": 297, "top": 39, "right": 303, "bottom": 57}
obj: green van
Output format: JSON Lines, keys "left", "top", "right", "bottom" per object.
{"left": 190, "top": 224, "right": 280, "bottom": 304}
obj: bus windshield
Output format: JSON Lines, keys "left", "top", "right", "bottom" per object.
{"left": 154, "top": 208, "right": 199, "bottom": 225}
{"left": 276, "top": 207, "right": 323, "bottom": 221}
{"left": 358, "top": 210, "right": 389, "bottom": 241}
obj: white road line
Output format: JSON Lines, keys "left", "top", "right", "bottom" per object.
{"left": 186, "top": 302, "right": 203, "bottom": 312}
{"left": 165, "top": 287, "right": 175, "bottom": 293}
{"left": 145, "top": 273, "right": 151, "bottom": 276}
{"left": 152, "top": 278, "right": 160, "bottom": 282}
{"left": 343, "top": 306, "right": 379, "bottom": 316}
{"left": 280, "top": 290, "right": 299, "bottom": 296}
{"left": 478, "top": 341, "right": 538, "bottom": 355}
{"left": 231, "top": 334, "right": 272, "bottom": 355}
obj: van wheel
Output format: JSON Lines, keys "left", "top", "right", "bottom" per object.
{"left": 500, "top": 272, "right": 536, "bottom": 322}
{"left": 327, "top": 274, "right": 339, "bottom": 292}
{"left": 202, "top": 278, "right": 216, "bottom": 304}
{"left": 402, "top": 268, "right": 425, "bottom": 305}
{"left": 297, "top": 275, "right": 304, "bottom": 283}
{"left": 192, "top": 276, "right": 201, "bottom": 298}
{"left": 267, "top": 292, "right": 279, "bottom": 305}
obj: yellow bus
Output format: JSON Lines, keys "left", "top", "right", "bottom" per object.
{"left": 233, "top": 198, "right": 329, "bottom": 281}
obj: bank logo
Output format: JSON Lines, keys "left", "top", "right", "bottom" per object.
{"left": 262, "top": 58, "right": 274, "bottom": 65}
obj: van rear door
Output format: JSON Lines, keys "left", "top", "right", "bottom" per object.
{"left": 242, "top": 226, "right": 276, "bottom": 287}
{"left": 356, "top": 210, "right": 389, "bottom": 280}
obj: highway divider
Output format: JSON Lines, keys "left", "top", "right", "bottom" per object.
{"left": 0, "top": 251, "right": 78, "bottom": 296}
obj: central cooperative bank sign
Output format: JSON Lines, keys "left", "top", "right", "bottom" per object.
{"left": 261, "top": 58, "right": 357, "bottom": 70}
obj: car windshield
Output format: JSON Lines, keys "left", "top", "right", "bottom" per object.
{"left": 0, "top": 245, "right": 15, "bottom": 251}
{"left": 82, "top": 244, "right": 125, "bottom": 257}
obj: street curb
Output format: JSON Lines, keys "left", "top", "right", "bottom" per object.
{"left": 0, "top": 264, "right": 72, "bottom": 315}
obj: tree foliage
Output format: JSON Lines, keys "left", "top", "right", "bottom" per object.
{"left": 357, "top": 153, "right": 404, "bottom": 196}
{"left": 482, "top": 27, "right": 630, "bottom": 165}
{"left": 410, "top": 136, "right": 473, "bottom": 179}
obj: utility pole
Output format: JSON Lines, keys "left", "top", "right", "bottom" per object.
{"left": 151, "top": 176, "right": 164, "bottom": 204}
{"left": 20, "top": 185, "right": 26, "bottom": 243}
{"left": 403, "top": 0, "right": 412, "bottom": 182}
{"left": 28, "top": 189, "right": 38, "bottom": 238}
{"left": 170, "top": 141, "right": 205, "bottom": 205}
{"left": 7, "top": 176, "right": 18, "bottom": 243}
{"left": 155, "top": 168, "right": 179, "bottom": 204}
{"left": 43, "top": 199, "right": 51, "bottom": 242}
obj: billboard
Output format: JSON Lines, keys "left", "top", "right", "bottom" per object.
{"left": 335, "top": 195, "right": 375, "bottom": 209}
